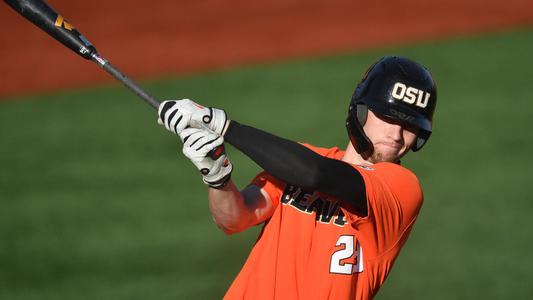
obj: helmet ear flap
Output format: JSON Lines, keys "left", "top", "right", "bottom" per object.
{"left": 412, "top": 138, "right": 424, "bottom": 152}
{"left": 356, "top": 103, "right": 368, "bottom": 125}
{"left": 411, "top": 131, "right": 431, "bottom": 152}
{"left": 346, "top": 102, "right": 373, "bottom": 155}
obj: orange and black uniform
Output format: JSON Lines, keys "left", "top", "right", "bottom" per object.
{"left": 224, "top": 145, "right": 423, "bottom": 299}
{"left": 223, "top": 123, "right": 424, "bottom": 299}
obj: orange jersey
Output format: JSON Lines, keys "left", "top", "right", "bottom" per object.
{"left": 224, "top": 144, "right": 423, "bottom": 300}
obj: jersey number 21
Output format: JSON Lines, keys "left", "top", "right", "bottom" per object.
{"left": 329, "top": 235, "right": 364, "bottom": 275}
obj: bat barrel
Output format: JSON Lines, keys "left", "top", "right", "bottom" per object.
{"left": 4, "top": 0, "right": 96, "bottom": 59}
{"left": 5, "top": 0, "right": 160, "bottom": 110}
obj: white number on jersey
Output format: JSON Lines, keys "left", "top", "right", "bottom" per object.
{"left": 329, "top": 235, "right": 364, "bottom": 275}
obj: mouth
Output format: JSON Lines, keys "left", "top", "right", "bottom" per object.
{"left": 376, "top": 141, "right": 403, "bottom": 150}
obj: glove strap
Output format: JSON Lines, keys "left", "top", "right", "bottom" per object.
{"left": 204, "top": 173, "right": 232, "bottom": 190}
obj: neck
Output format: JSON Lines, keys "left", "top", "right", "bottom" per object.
{"left": 341, "top": 142, "right": 373, "bottom": 166}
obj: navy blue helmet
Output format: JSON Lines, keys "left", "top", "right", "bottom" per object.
{"left": 346, "top": 56, "right": 437, "bottom": 154}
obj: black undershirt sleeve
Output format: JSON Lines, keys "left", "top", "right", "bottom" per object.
{"left": 224, "top": 121, "right": 368, "bottom": 216}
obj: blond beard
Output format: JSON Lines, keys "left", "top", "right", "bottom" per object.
{"left": 368, "top": 149, "right": 400, "bottom": 164}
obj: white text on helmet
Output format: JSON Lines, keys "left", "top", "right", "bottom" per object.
{"left": 391, "top": 82, "right": 430, "bottom": 108}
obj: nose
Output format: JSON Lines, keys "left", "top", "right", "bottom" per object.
{"left": 388, "top": 123, "right": 403, "bottom": 142}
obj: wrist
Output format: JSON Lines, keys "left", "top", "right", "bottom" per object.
{"left": 202, "top": 157, "right": 233, "bottom": 189}
{"left": 223, "top": 119, "right": 240, "bottom": 138}
{"left": 204, "top": 172, "right": 232, "bottom": 189}
{"left": 222, "top": 120, "right": 232, "bottom": 137}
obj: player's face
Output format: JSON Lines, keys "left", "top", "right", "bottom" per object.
{"left": 363, "top": 110, "right": 418, "bottom": 163}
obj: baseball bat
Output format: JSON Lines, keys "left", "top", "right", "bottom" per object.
{"left": 4, "top": 0, "right": 226, "bottom": 160}
{"left": 4, "top": 0, "right": 159, "bottom": 109}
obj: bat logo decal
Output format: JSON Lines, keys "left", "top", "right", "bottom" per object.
{"left": 54, "top": 15, "right": 74, "bottom": 31}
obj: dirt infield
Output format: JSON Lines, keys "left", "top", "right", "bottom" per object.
{"left": 1, "top": 0, "right": 532, "bottom": 99}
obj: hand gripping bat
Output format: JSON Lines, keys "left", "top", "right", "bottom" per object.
{"left": 4, "top": 0, "right": 225, "bottom": 159}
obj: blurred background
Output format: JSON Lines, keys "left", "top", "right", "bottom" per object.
{"left": 1, "top": 0, "right": 532, "bottom": 299}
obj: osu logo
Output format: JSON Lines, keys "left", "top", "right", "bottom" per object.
{"left": 391, "top": 82, "right": 430, "bottom": 108}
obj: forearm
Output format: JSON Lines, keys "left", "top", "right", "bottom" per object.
{"left": 224, "top": 122, "right": 326, "bottom": 189}
{"left": 208, "top": 180, "right": 272, "bottom": 234}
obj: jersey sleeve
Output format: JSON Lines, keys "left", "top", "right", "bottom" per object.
{"left": 343, "top": 162, "right": 424, "bottom": 251}
{"left": 250, "top": 171, "right": 286, "bottom": 208}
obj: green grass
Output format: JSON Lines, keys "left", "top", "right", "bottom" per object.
{"left": 1, "top": 28, "right": 533, "bottom": 299}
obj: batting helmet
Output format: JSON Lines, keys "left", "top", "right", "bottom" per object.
{"left": 346, "top": 56, "right": 437, "bottom": 154}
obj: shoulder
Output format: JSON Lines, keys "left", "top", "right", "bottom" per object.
{"left": 356, "top": 162, "right": 420, "bottom": 192}
{"left": 355, "top": 162, "right": 423, "bottom": 215}
{"left": 347, "top": 163, "right": 424, "bottom": 257}
{"left": 375, "top": 162, "right": 421, "bottom": 195}
{"left": 372, "top": 162, "right": 420, "bottom": 187}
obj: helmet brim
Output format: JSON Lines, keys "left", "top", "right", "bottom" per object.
{"left": 366, "top": 100, "right": 432, "bottom": 133}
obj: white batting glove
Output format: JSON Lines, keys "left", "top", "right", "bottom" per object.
{"left": 158, "top": 99, "right": 228, "bottom": 136}
{"left": 179, "top": 127, "right": 233, "bottom": 189}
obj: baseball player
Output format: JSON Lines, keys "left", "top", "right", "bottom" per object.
{"left": 158, "top": 56, "right": 437, "bottom": 299}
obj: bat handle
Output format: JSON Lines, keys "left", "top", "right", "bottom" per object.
{"left": 90, "top": 53, "right": 223, "bottom": 160}
{"left": 90, "top": 53, "right": 160, "bottom": 109}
